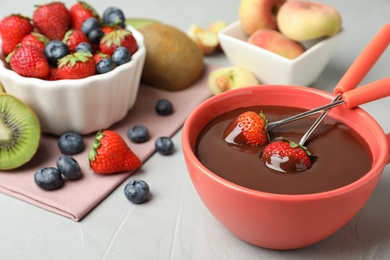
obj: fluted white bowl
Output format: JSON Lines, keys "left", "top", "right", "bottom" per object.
{"left": 0, "top": 25, "right": 146, "bottom": 136}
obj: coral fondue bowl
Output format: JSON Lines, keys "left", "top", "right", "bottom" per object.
{"left": 181, "top": 85, "right": 390, "bottom": 249}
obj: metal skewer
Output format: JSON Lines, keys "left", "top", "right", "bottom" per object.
{"left": 297, "top": 94, "right": 341, "bottom": 146}
{"left": 266, "top": 97, "right": 345, "bottom": 132}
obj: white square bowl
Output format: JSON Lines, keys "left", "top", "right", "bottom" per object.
{"left": 0, "top": 25, "right": 146, "bottom": 136}
{"left": 218, "top": 20, "right": 343, "bottom": 86}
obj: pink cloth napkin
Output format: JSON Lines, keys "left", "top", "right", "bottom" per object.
{"left": 0, "top": 64, "right": 216, "bottom": 221}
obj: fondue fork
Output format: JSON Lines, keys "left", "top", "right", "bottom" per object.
{"left": 266, "top": 76, "right": 390, "bottom": 132}
{"left": 298, "top": 95, "right": 341, "bottom": 146}
{"left": 267, "top": 23, "right": 390, "bottom": 132}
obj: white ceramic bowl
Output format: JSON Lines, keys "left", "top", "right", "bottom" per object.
{"left": 218, "top": 20, "right": 343, "bottom": 86}
{"left": 0, "top": 25, "right": 146, "bottom": 136}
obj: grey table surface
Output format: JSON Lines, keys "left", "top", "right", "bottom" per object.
{"left": 1, "top": 0, "right": 390, "bottom": 259}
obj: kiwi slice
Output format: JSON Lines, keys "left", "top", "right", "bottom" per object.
{"left": 0, "top": 94, "right": 41, "bottom": 170}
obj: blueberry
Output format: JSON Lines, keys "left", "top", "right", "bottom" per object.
{"left": 155, "top": 99, "right": 174, "bottom": 116}
{"left": 88, "top": 28, "right": 104, "bottom": 44}
{"left": 58, "top": 132, "right": 85, "bottom": 155}
{"left": 81, "top": 17, "right": 100, "bottom": 36}
{"left": 124, "top": 179, "right": 150, "bottom": 204}
{"left": 112, "top": 46, "right": 131, "bottom": 66}
{"left": 102, "top": 7, "right": 125, "bottom": 28}
{"left": 155, "top": 136, "right": 174, "bottom": 155}
{"left": 76, "top": 42, "right": 93, "bottom": 53}
{"left": 127, "top": 125, "right": 150, "bottom": 143}
{"left": 56, "top": 156, "right": 82, "bottom": 180}
{"left": 44, "top": 40, "right": 70, "bottom": 67}
{"left": 34, "top": 167, "right": 63, "bottom": 190}
{"left": 96, "top": 57, "right": 115, "bottom": 74}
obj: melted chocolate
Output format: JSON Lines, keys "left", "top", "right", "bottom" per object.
{"left": 195, "top": 106, "right": 372, "bottom": 195}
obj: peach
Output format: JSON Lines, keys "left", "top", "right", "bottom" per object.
{"left": 239, "top": 0, "right": 286, "bottom": 36}
{"left": 247, "top": 29, "right": 306, "bottom": 59}
{"left": 208, "top": 66, "right": 259, "bottom": 95}
{"left": 208, "top": 21, "right": 228, "bottom": 51}
{"left": 187, "top": 24, "right": 219, "bottom": 55}
{"left": 208, "top": 21, "right": 228, "bottom": 35}
{"left": 277, "top": 0, "right": 342, "bottom": 41}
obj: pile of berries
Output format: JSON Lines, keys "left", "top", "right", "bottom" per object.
{"left": 0, "top": 1, "right": 138, "bottom": 80}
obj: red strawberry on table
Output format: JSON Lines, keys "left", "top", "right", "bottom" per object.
{"left": 261, "top": 137, "right": 314, "bottom": 173}
{"left": 88, "top": 129, "right": 142, "bottom": 174}
{"left": 7, "top": 45, "right": 50, "bottom": 79}
{"left": 99, "top": 29, "right": 138, "bottom": 56}
{"left": 57, "top": 52, "right": 96, "bottom": 79}
{"left": 63, "top": 29, "right": 90, "bottom": 53}
{"left": 20, "top": 32, "right": 49, "bottom": 52}
{"left": 33, "top": 2, "right": 71, "bottom": 40}
{"left": 223, "top": 111, "right": 269, "bottom": 146}
{"left": 69, "top": 0, "right": 99, "bottom": 31}
{"left": 0, "top": 14, "right": 33, "bottom": 55}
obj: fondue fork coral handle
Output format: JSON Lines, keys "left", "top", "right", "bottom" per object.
{"left": 299, "top": 63, "right": 390, "bottom": 145}
{"left": 267, "top": 23, "right": 390, "bottom": 132}
{"left": 334, "top": 23, "right": 390, "bottom": 95}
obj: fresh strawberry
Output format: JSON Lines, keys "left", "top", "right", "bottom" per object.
{"left": 223, "top": 111, "right": 269, "bottom": 146}
{"left": 0, "top": 14, "right": 33, "bottom": 55}
{"left": 46, "top": 67, "right": 61, "bottom": 80}
{"left": 63, "top": 29, "right": 90, "bottom": 53}
{"left": 93, "top": 51, "right": 110, "bottom": 63}
{"left": 7, "top": 45, "right": 50, "bottom": 79}
{"left": 32, "top": 2, "right": 71, "bottom": 40}
{"left": 99, "top": 29, "right": 138, "bottom": 56}
{"left": 57, "top": 52, "right": 96, "bottom": 79}
{"left": 101, "top": 25, "right": 122, "bottom": 34}
{"left": 261, "top": 137, "right": 314, "bottom": 172}
{"left": 20, "top": 32, "right": 49, "bottom": 52}
{"left": 88, "top": 129, "right": 142, "bottom": 174}
{"left": 69, "top": 0, "right": 99, "bottom": 31}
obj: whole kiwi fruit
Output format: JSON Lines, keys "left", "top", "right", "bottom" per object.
{"left": 0, "top": 94, "right": 41, "bottom": 170}
{"left": 139, "top": 23, "right": 204, "bottom": 91}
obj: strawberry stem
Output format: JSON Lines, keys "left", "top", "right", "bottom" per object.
{"left": 88, "top": 129, "right": 104, "bottom": 166}
{"left": 58, "top": 52, "right": 93, "bottom": 67}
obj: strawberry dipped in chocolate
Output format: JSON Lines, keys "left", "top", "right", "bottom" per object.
{"left": 223, "top": 111, "right": 269, "bottom": 146}
{"left": 261, "top": 137, "right": 314, "bottom": 173}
